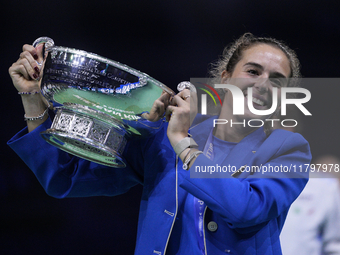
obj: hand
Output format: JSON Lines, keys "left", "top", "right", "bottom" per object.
{"left": 165, "top": 89, "right": 198, "bottom": 147}
{"left": 9, "top": 43, "right": 49, "bottom": 132}
{"left": 9, "top": 43, "right": 45, "bottom": 93}
{"left": 142, "top": 91, "right": 172, "bottom": 121}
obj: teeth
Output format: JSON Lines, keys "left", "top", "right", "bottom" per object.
{"left": 252, "top": 97, "right": 265, "bottom": 106}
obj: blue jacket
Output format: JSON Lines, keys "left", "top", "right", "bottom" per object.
{"left": 8, "top": 115, "right": 311, "bottom": 254}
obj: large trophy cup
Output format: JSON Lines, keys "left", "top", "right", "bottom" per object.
{"left": 35, "top": 37, "right": 174, "bottom": 168}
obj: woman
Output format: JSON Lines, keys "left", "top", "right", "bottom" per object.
{"left": 8, "top": 33, "right": 311, "bottom": 254}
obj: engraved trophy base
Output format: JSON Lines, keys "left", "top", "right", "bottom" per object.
{"left": 40, "top": 103, "right": 129, "bottom": 167}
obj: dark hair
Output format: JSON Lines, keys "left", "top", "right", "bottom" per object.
{"left": 209, "top": 33, "right": 302, "bottom": 135}
{"left": 210, "top": 33, "right": 301, "bottom": 81}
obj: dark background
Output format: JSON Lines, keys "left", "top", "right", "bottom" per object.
{"left": 1, "top": 0, "right": 340, "bottom": 254}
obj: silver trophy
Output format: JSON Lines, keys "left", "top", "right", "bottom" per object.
{"left": 34, "top": 37, "right": 174, "bottom": 167}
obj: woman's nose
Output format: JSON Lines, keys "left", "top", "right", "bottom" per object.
{"left": 254, "top": 78, "right": 271, "bottom": 93}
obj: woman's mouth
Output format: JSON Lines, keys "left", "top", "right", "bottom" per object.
{"left": 252, "top": 97, "right": 265, "bottom": 106}
{"left": 245, "top": 94, "right": 267, "bottom": 107}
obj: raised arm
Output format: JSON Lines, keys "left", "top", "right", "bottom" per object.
{"left": 8, "top": 43, "right": 50, "bottom": 132}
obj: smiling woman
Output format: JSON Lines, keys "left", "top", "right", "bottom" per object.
{"left": 209, "top": 33, "right": 302, "bottom": 136}
{"left": 8, "top": 33, "right": 311, "bottom": 255}
{"left": 215, "top": 44, "right": 291, "bottom": 142}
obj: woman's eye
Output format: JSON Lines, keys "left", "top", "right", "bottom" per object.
{"left": 270, "top": 78, "right": 284, "bottom": 87}
{"left": 247, "top": 69, "right": 259, "bottom": 76}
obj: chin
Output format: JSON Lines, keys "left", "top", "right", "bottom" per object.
{"left": 242, "top": 108, "right": 271, "bottom": 121}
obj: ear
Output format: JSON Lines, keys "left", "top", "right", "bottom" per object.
{"left": 221, "top": 70, "right": 230, "bottom": 83}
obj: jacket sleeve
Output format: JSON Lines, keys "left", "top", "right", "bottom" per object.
{"left": 179, "top": 131, "right": 311, "bottom": 229}
{"left": 7, "top": 118, "right": 144, "bottom": 198}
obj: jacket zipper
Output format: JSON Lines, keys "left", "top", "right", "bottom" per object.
{"left": 202, "top": 206, "right": 208, "bottom": 255}
{"left": 163, "top": 156, "right": 179, "bottom": 255}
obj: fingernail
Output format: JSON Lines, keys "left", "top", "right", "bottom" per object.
{"left": 33, "top": 73, "right": 38, "bottom": 79}
{"left": 34, "top": 67, "right": 40, "bottom": 73}
{"left": 33, "top": 54, "right": 38, "bottom": 60}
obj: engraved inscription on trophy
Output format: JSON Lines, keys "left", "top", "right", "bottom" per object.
{"left": 44, "top": 49, "right": 145, "bottom": 95}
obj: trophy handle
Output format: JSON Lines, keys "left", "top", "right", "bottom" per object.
{"left": 33, "top": 36, "right": 55, "bottom": 50}
{"left": 32, "top": 37, "right": 55, "bottom": 62}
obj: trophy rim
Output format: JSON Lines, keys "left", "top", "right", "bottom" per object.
{"left": 47, "top": 45, "right": 174, "bottom": 96}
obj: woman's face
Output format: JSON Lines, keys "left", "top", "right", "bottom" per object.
{"left": 222, "top": 43, "right": 291, "bottom": 120}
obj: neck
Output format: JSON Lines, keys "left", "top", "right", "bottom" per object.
{"left": 214, "top": 107, "right": 258, "bottom": 143}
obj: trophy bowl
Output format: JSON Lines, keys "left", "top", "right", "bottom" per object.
{"left": 35, "top": 37, "right": 174, "bottom": 167}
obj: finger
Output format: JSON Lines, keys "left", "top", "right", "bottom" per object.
{"left": 180, "top": 88, "right": 197, "bottom": 102}
{"left": 9, "top": 60, "right": 30, "bottom": 81}
{"left": 10, "top": 57, "right": 35, "bottom": 81}
{"left": 151, "top": 99, "right": 166, "bottom": 120}
{"left": 22, "top": 43, "right": 45, "bottom": 71}
{"left": 22, "top": 44, "right": 39, "bottom": 61}
{"left": 34, "top": 43, "right": 45, "bottom": 63}
{"left": 176, "top": 88, "right": 198, "bottom": 112}
{"left": 165, "top": 105, "right": 176, "bottom": 122}
{"left": 18, "top": 53, "right": 40, "bottom": 80}
{"left": 152, "top": 91, "right": 171, "bottom": 117}
{"left": 177, "top": 89, "right": 191, "bottom": 99}
{"left": 144, "top": 90, "right": 172, "bottom": 121}
{"left": 23, "top": 43, "right": 44, "bottom": 63}
{"left": 181, "top": 94, "right": 191, "bottom": 102}
{"left": 171, "top": 89, "right": 192, "bottom": 105}
{"left": 158, "top": 90, "right": 171, "bottom": 108}
{"left": 170, "top": 94, "right": 188, "bottom": 108}
{"left": 148, "top": 99, "right": 168, "bottom": 121}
